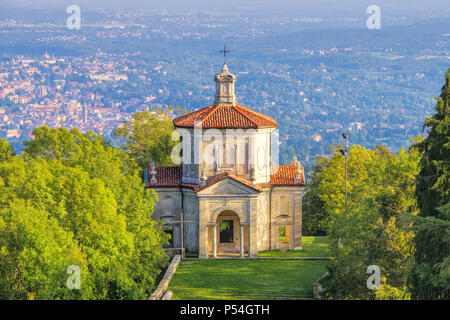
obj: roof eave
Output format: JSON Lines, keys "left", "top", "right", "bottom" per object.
{"left": 173, "top": 124, "right": 278, "bottom": 129}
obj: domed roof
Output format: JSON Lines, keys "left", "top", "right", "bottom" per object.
{"left": 173, "top": 104, "right": 278, "bottom": 129}
{"left": 174, "top": 63, "right": 277, "bottom": 128}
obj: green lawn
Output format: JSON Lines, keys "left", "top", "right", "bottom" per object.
{"left": 258, "top": 236, "right": 331, "bottom": 258}
{"left": 168, "top": 259, "right": 327, "bottom": 300}
{"left": 167, "top": 236, "right": 330, "bottom": 300}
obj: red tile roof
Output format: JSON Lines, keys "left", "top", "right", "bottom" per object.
{"left": 173, "top": 104, "right": 278, "bottom": 129}
{"left": 194, "top": 171, "right": 262, "bottom": 192}
{"left": 147, "top": 166, "right": 181, "bottom": 187}
{"left": 268, "top": 165, "right": 306, "bottom": 186}
{"left": 146, "top": 165, "right": 305, "bottom": 190}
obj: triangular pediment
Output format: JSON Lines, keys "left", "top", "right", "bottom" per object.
{"left": 197, "top": 177, "right": 260, "bottom": 195}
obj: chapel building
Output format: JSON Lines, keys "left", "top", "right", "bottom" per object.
{"left": 145, "top": 63, "right": 306, "bottom": 258}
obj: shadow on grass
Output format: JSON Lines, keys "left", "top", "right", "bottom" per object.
{"left": 258, "top": 236, "right": 331, "bottom": 258}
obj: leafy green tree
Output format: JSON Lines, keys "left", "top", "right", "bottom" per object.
{"left": 409, "top": 69, "right": 450, "bottom": 300}
{"left": 114, "top": 106, "right": 184, "bottom": 167}
{"left": 0, "top": 127, "right": 169, "bottom": 299}
{"left": 0, "top": 138, "right": 15, "bottom": 162}
{"left": 0, "top": 159, "right": 90, "bottom": 299}
{"left": 0, "top": 158, "right": 139, "bottom": 299}
{"left": 24, "top": 127, "right": 170, "bottom": 297}
{"left": 302, "top": 156, "right": 329, "bottom": 236}
{"left": 0, "top": 198, "right": 87, "bottom": 300}
{"left": 317, "top": 145, "right": 420, "bottom": 299}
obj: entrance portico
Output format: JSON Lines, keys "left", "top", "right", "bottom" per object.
{"left": 196, "top": 174, "right": 260, "bottom": 259}
{"left": 209, "top": 210, "right": 248, "bottom": 258}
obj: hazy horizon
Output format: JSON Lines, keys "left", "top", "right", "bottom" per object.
{"left": 1, "top": 0, "right": 448, "bottom": 16}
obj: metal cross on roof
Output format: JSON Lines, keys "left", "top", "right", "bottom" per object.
{"left": 220, "top": 46, "right": 230, "bottom": 63}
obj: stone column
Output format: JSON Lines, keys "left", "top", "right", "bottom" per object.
{"left": 247, "top": 224, "right": 251, "bottom": 258}
{"left": 240, "top": 224, "right": 244, "bottom": 258}
{"left": 249, "top": 198, "right": 258, "bottom": 257}
{"left": 212, "top": 223, "right": 217, "bottom": 258}
{"left": 199, "top": 200, "right": 208, "bottom": 258}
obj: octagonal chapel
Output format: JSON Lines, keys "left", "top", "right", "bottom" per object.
{"left": 145, "top": 63, "right": 306, "bottom": 258}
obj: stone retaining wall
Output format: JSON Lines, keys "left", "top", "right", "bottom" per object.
{"left": 148, "top": 255, "right": 181, "bottom": 300}
{"left": 313, "top": 271, "right": 329, "bottom": 300}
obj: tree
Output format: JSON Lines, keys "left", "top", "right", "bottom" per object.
{"left": 409, "top": 69, "right": 450, "bottom": 300}
{"left": 0, "top": 138, "right": 14, "bottom": 162}
{"left": 114, "top": 106, "right": 184, "bottom": 167}
{"left": 0, "top": 198, "right": 87, "bottom": 300}
{"left": 0, "top": 126, "right": 170, "bottom": 299}
{"left": 317, "top": 145, "right": 420, "bottom": 299}
{"left": 0, "top": 158, "right": 92, "bottom": 299}
{"left": 302, "top": 156, "right": 329, "bottom": 236}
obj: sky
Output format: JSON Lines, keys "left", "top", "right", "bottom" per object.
{"left": 1, "top": 0, "right": 448, "bottom": 15}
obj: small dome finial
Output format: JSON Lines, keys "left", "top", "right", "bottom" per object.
{"left": 214, "top": 63, "right": 237, "bottom": 107}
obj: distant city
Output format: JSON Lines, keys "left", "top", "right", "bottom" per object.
{"left": 0, "top": 4, "right": 449, "bottom": 168}
{"left": 0, "top": 52, "right": 165, "bottom": 142}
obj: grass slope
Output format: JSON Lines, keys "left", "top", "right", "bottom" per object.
{"left": 168, "top": 259, "right": 328, "bottom": 300}
{"left": 168, "top": 237, "right": 330, "bottom": 300}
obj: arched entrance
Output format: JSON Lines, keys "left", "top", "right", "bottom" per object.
{"left": 209, "top": 210, "right": 247, "bottom": 258}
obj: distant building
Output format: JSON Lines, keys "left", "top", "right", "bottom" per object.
{"left": 7, "top": 129, "right": 21, "bottom": 138}
{"left": 311, "top": 134, "right": 322, "bottom": 142}
{"left": 83, "top": 103, "right": 88, "bottom": 124}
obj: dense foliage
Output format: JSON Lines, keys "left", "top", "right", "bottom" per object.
{"left": 114, "top": 106, "right": 183, "bottom": 167}
{"left": 314, "top": 144, "right": 420, "bottom": 299}
{"left": 0, "top": 138, "right": 14, "bottom": 162}
{"left": 302, "top": 157, "right": 329, "bottom": 236}
{"left": 0, "top": 127, "right": 169, "bottom": 299}
{"left": 409, "top": 69, "right": 450, "bottom": 300}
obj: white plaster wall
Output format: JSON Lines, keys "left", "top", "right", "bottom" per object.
{"left": 179, "top": 127, "right": 275, "bottom": 184}
{"left": 182, "top": 188, "right": 199, "bottom": 253}
{"left": 153, "top": 188, "right": 182, "bottom": 249}
{"left": 256, "top": 189, "right": 271, "bottom": 251}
